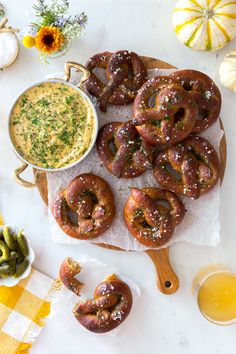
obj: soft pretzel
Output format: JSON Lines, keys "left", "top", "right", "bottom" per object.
{"left": 133, "top": 76, "right": 177, "bottom": 125}
{"left": 124, "top": 187, "right": 185, "bottom": 247}
{"left": 85, "top": 50, "right": 147, "bottom": 112}
{"left": 170, "top": 70, "right": 221, "bottom": 133}
{"left": 53, "top": 173, "right": 116, "bottom": 239}
{"left": 60, "top": 257, "right": 84, "bottom": 296}
{"left": 153, "top": 135, "right": 220, "bottom": 199}
{"left": 73, "top": 274, "right": 133, "bottom": 333}
{"left": 132, "top": 77, "right": 198, "bottom": 145}
{"left": 96, "top": 120, "right": 154, "bottom": 178}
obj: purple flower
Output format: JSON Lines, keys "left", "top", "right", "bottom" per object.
{"left": 53, "top": 17, "right": 66, "bottom": 27}
{"left": 73, "top": 13, "right": 88, "bottom": 28}
{"left": 54, "top": 12, "right": 88, "bottom": 29}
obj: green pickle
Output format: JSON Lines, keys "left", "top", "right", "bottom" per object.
{"left": 0, "top": 240, "right": 10, "bottom": 263}
{"left": 3, "top": 226, "right": 16, "bottom": 250}
{"left": 15, "top": 243, "right": 24, "bottom": 263}
{"left": 14, "top": 260, "right": 29, "bottom": 278}
{"left": 0, "top": 227, "right": 30, "bottom": 280}
{"left": 9, "top": 259, "right": 16, "bottom": 275}
{"left": 9, "top": 251, "right": 19, "bottom": 260}
{"left": 16, "top": 230, "right": 29, "bottom": 257}
{"left": 0, "top": 264, "right": 11, "bottom": 274}
{"left": 0, "top": 274, "right": 10, "bottom": 279}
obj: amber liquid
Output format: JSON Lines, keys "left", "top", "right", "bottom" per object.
{"left": 197, "top": 272, "right": 236, "bottom": 324}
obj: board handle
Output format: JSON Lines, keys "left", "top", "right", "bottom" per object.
{"left": 145, "top": 248, "right": 179, "bottom": 295}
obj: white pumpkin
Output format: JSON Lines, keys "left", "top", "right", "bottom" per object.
{"left": 173, "top": 0, "right": 236, "bottom": 51}
{"left": 219, "top": 50, "right": 236, "bottom": 92}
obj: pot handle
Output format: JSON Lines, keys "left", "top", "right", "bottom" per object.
{"left": 63, "top": 61, "right": 90, "bottom": 89}
{"left": 13, "top": 163, "right": 39, "bottom": 188}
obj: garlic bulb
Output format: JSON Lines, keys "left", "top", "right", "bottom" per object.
{"left": 219, "top": 51, "right": 236, "bottom": 93}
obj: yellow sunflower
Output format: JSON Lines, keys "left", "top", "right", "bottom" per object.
{"left": 35, "top": 26, "right": 64, "bottom": 54}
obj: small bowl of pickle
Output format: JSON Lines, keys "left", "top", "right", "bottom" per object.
{"left": 0, "top": 224, "right": 35, "bottom": 286}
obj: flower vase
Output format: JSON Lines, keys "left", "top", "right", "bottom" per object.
{"left": 48, "top": 40, "right": 71, "bottom": 59}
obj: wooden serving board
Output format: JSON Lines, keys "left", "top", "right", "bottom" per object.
{"left": 34, "top": 56, "right": 227, "bottom": 295}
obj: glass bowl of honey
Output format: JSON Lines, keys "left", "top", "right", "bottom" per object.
{"left": 193, "top": 265, "right": 236, "bottom": 325}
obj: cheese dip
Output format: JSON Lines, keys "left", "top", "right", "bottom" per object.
{"left": 10, "top": 81, "right": 95, "bottom": 169}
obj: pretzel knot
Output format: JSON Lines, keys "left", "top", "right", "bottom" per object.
{"left": 73, "top": 274, "right": 133, "bottom": 333}
{"left": 60, "top": 257, "right": 84, "bottom": 296}
{"left": 132, "top": 76, "right": 198, "bottom": 145}
{"left": 53, "top": 173, "right": 116, "bottom": 239}
{"left": 96, "top": 121, "right": 154, "bottom": 178}
{"left": 153, "top": 135, "right": 220, "bottom": 199}
{"left": 85, "top": 50, "right": 147, "bottom": 112}
{"left": 124, "top": 187, "right": 185, "bottom": 247}
{"left": 170, "top": 70, "right": 221, "bottom": 133}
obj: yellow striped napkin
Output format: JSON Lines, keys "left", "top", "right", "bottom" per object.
{"left": 0, "top": 269, "right": 58, "bottom": 354}
{"left": 0, "top": 216, "right": 58, "bottom": 353}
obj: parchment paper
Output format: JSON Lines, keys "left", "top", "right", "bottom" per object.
{"left": 50, "top": 258, "right": 140, "bottom": 337}
{"left": 47, "top": 68, "right": 224, "bottom": 250}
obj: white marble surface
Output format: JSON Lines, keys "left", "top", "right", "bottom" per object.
{"left": 1, "top": 1, "right": 236, "bottom": 353}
